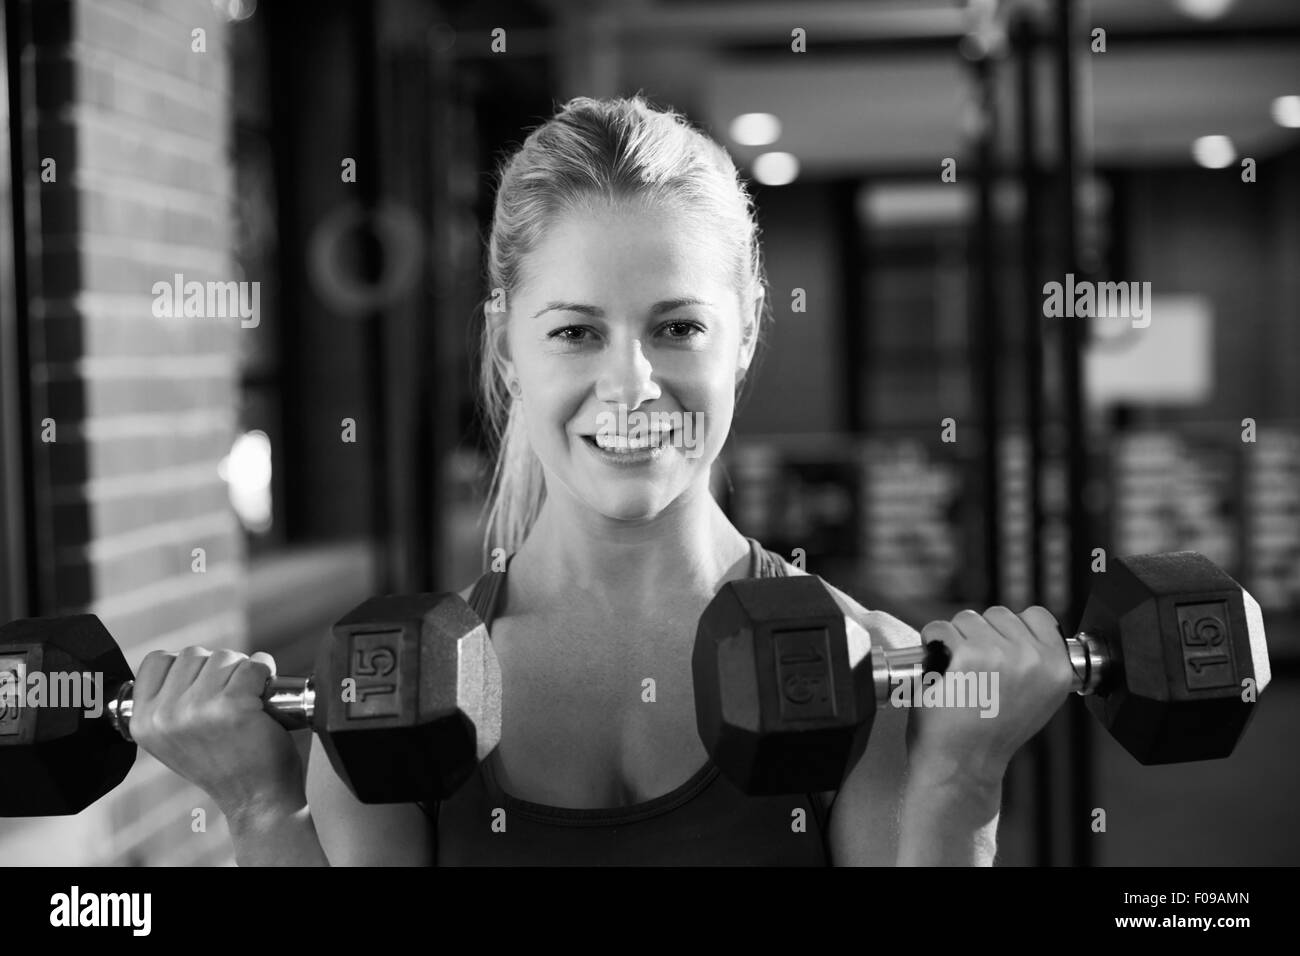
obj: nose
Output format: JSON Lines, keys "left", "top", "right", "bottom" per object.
{"left": 594, "top": 337, "right": 661, "bottom": 410}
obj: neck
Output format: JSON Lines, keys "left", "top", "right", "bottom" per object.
{"left": 510, "top": 478, "right": 751, "bottom": 616}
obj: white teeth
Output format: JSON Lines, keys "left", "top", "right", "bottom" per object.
{"left": 593, "top": 431, "right": 669, "bottom": 452}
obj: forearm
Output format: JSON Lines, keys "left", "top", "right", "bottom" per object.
{"left": 227, "top": 802, "right": 331, "bottom": 866}
{"left": 896, "top": 763, "right": 1002, "bottom": 866}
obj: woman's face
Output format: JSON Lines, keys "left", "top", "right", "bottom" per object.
{"left": 502, "top": 200, "right": 759, "bottom": 523}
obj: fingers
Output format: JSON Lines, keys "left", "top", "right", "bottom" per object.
{"left": 192, "top": 649, "right": 249, "bottom": 696}
{"left": 920, "top": 619, "right": 963, "bottom": 654}
{"left": 1018, "top": 606, "right": 1066, "bottom": 648}
{"left": 944, "top": 608, "right": 1045, "bottom": 678}
{"left": 951, "top": 607, "right": 1015, "bottom": 644}
{"left": 136, "top": 646, "right": 273, "bottom": 704}
{"left": 165, "top": 647, "right": 212, "bottom": 690}
{"left": 249, "top": 651, "right": 277, "bottom": 678}
{"left": 225, "top": 657, "right": 274, "bottom": 699}
{"left": 1019, "top": 606, "right": 1078, "bottom": 691}
{"left": 132, "top": 650, "right": 178, "bottom": 701}
{"left": 980, "top": 606, "right": 1036, "bottom": 643}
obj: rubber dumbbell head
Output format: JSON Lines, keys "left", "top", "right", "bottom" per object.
{"left": 693, "top": 577, "right": 875, "bottom": 795}
{"left": 314, "top": 593, "right": 502, "bottom": 803}
{"left": 1080, "top": 551, "right": 1270, "bottom": 764}
{"left": 0, "top": 615, "right": 135, "bottom": 817}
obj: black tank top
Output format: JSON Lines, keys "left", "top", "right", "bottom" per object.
{"left": 424, "top": 538, "right": 832, "bottom": 866}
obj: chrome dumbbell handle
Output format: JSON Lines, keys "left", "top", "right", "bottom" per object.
{"left": 869, "top": 631, "right": 1111, "bottom": 704}
{"left": 106, "top": 676, "right": 316, "bottom": 741}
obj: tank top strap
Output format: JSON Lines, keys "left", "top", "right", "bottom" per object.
{"left": 466, "top": 555, "right": 513, "bottom": 629}
{"left": 746, "top": 537, "right": 789, "bottom": 579}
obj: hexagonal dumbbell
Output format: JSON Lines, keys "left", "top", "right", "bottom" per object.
{"left": 0, "top": 593, "right": 501, "bottom": 816}
{"left": 313, "top": 593, "right": 502, "bottom": 803}
{"left": 693, "top": 551, "right": 1271, "bottom": 795}
{"left": 0, "top": 615, "right": 136, "bottom": 816}
{"left": 1076, "top": 551, "right": 1270, "bottom": 764}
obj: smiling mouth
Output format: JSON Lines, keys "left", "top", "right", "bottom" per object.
{"left": 580, "top": 430, "right": 674, "bottom": 453}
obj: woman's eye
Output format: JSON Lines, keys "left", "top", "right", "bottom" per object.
{"left": 548, "top": 326, "right": 592, "bottom": 343}
{"left": 660, "top": 321, "right": 704, "bottom": 340}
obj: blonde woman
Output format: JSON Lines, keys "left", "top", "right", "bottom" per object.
{"left": 130, "top": 96, "right": 1075, "bottom": 866}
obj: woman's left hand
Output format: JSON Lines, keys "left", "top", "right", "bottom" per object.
{"left": 903, "top": 606, "right": 1078, "bottom": 791}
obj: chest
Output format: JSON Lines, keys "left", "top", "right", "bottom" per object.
{"left": 486, "top": 611, "right": 712, "bottom": 808}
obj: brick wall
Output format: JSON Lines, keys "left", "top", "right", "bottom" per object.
{"left": 0, "top": 0, "right": 246, "bottom": 865}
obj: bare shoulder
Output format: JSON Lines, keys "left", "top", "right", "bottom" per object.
{"left": 777, "top": 561, "right": 922, "bottom": 652}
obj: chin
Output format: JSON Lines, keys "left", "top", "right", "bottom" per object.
{"left": 571, "top": 478, "right": 685, "bottom": 522}
{"left": 592, "top": 494, "right": 672, "bottom": 523}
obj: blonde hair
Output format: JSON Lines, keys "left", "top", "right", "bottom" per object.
{"left": 477, "top": 94, "right": 770, "bottom": 563}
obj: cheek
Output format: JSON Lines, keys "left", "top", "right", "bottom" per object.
{"left": 678, "top": 371, "right": 736, "bottom": 443}
{"left": 520, "top": 372, "right": 587, "bottom": 446}
{"left": 695, "top": 343, "right": 744, "bottom": 409}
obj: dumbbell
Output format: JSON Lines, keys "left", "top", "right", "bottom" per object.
{"left": 0, "top": 593, "right": 501, "bottom": 817}
{"left": 693, "top": 551, "right": 1271, "bottom": 795}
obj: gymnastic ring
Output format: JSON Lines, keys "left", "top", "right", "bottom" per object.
{"left": 307, "top": 199, "right": 424, "bottom": 315}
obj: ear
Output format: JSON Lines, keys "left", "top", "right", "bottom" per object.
{"left": 489, "top": 308, "right": 516, "bottom": 383}
{"left": 737, "top": 288, "right": 763, "bottom": 376}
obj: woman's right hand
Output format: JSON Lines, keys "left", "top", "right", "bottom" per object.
{"left": 128, "top": 647, "right": 306, "bottom": 825}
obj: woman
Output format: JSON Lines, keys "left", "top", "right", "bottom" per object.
{"left": 129, "top": 96, "right": 1075, "bottom": 866}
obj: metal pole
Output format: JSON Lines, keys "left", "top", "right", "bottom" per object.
{"left": 1054, "top": 0, "right": 1094, "bottom": 869}
{"left": 1014, "top": 7, "right": 1053, "bottom": 868}
{"left": 4, "top": 0, "right": 47, "bottom": 615}
{"left": 969, "top": 52, "right": 1002, "bottom": 610}
{"left": 357, "top": 2, "right": 393, "bottom": 593}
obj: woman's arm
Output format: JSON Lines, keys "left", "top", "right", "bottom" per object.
{"left": 304, "top": 582, "right": 489, "bottom": 865}
{"left": 896, "top": 766, "right": 1000, "bottom": 866}
{"left": 225, "top": 796, "right": 331, "bottom": 867}
{"left": 304, "top": 734, "right": 435, "bottom": 866}
{"left": 214, "top": 734, "right": 436, "bottom": 866}
{"left": 298, "top": 580, "right": 483, "bottom": 864}
{"left": 799, "top": 576, "right": 1001, "bottom": 866}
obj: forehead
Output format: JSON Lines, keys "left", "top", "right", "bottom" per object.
{"left": 517, "top": 200, "right": 734, "bottom": 298}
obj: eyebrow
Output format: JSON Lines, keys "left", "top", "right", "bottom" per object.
{"left": 530, "top": 297, "right": 712, "bottom": 320}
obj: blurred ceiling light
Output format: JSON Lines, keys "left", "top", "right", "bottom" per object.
{"left": 730, "top": 113, "right": 782, "bottom": 147}
{"left": 752, "top": 152, "right": 799, "bottom": 186}
{"left": 1171, "top": 0, "right": 1236, "bottom": 20}
{"left": 1191, "top": 135, "right": 1235, "bottom": 169}
{"left": 219, "top": 430, "right": 273, "bottom": 534}
{"left": 1271, "top": 95, "right": 1300, "bottom": 129}
{"left": 212, "top": 0, "right": 257, "bottom": 22}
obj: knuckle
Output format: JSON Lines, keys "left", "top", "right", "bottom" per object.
{"left": 191, "top": 699, "right": 231, "bottom": 727}
{"left": 139, "top": 708, "right": 171, "bottom": 740}
{"left": 153, "top": 701, "right": 184, "bottom": 729}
